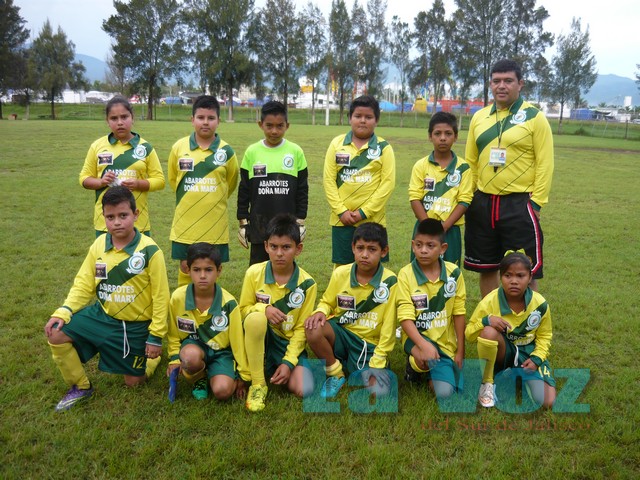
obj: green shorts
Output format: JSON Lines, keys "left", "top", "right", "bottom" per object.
{"left": 410, "top": 221, "right": 462, "bottom": 266}
{"left": 171, "top": 241, "right": 229, "bottom": 262}
{"left": 403, "top": 334, "right": 463, "bottom": 391}
{"left": 328, "top": 321, "right": 379, "bottom": 375}
{"left": 332, "top": 226, "right": 389, "bottom": 264}
{"left": 180, "top": 338, "right": 236, "bottom": 379}
{"left": 61, "top": 302, "right": 150, "bottom": 376}
{"left": 264, "top": 327, "right": 307, "bottom": 377}
{"left": 499, "top": 337, "right": 556, "bottom": 387}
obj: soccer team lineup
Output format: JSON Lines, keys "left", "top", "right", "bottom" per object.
{"left": 45, "top": 59, "right": 561, "bottom": 414}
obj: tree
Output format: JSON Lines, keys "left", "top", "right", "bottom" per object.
{"left": 185, "top": 0, "right": 256, "bottom": 121}
{"left": 301, "top": 2, "right": 327, "bottom": 125}
{"left": 251, "top": 0, "right": 305, "bottom": 107}
{"left": 635, "top": 64, "right": 640, "bottom": 93}
{"left": 329, "top": 0, "right": 355, "bottom": 124}
{"left": 414, "top": 0, "right": 452, "bottom": 114}
{"left": 0, "top": 0, "right": 29, "bottom": 118}
{"left": 549, "top": 18, "right": 597, "bottom": 132}
{"left": 28, "top": 21, "right": 87, "bottom": 119}
{"left": 103, "top": 0, "right": 187, "bottom": 120}
{"left": 351, "top": 0, "right": 388, "bottom": 97}
{"left": 388, "top": 15, "right": 411, "bottom": 125}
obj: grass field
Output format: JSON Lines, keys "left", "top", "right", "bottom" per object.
{"left": 0, "top": 118, "right": 639, "bottom": 479}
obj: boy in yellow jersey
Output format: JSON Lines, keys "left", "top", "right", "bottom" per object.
{"left": 409, "top": 112, "right": 472, "bottom": 266}
{"left": 397, "top": 219, "right": 466, "bottom": 399}
{"left": 322, "top": 95, "right": 395, "bottom": 265}
{"left": 166, "top": 243, "right": 243, "bottom": 401}
{"left": 238, "top": 214, "right": 317, "bottom": 412}
{"left": 168, "top": 95, "right": 239, "bottom": 286}
{"left": 305, "top": 222, "right": 396, "bottom": 398}
{"left": 44, "top": 186, "right": 169, "bottom": 411}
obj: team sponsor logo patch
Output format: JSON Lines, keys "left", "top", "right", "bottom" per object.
{"left": 255, "top": 292, "right": 271, "bottom": 304}
{"left": 178, "top": 157, "right": 194, "bottom": 171}
{"left": 287, "top": 287, "right": 305, "bottom": 309}
{"left": 98, "top": 152, "right": 113, "bottom": 165}
{"left": 126, "top": 252, "right": 146, "bottom": 274}
{"left": 335, "top": 152, "right": 350, "bottom": 166}
{"left": 373, "top": 282, "right": 390, "bottom": 303}
{"left": 210, "top": 312, "right": 229, "bottom": 331}
{"left": 367, "top": 146, "right": 381, "bottom": 160}
{"left": 411, "top": 293, "right": 428, "bottom": 311}
{"left": 446, "top": 170, "right": 461, "bottom": 187}
{"left": 213, "top": 149, "right": 228, "bottom": 165}
{"left": 177, "top": 316, "right": 197, "bottom": 333}
{"left": 443, "top": 276, "right": 457, "bottom": 298}
{"left": 526, "top": 310, "right": 542, "bottom": 330}
{"left": 337, "top": 294, "right": 356, "bottom": 310}
{"left": 253, "top": 164, "right": 267, "bottom": 177}
{"left": 511, "top": 111, "right": 527, "bottom": 125}
{"left": 95, "top": 262, "right": 108, "bottom": 279}
{"left": 283, "top": 154, "right": 294, "bottom": 169}
{"left": 133, "top": 145, "right": 147, "bottom": 159}
{"left": 424, "top": 177, "right": 436, "bottom": 191}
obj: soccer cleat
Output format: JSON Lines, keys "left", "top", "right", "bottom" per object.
{"left": 55, "top": 384, "right": 94, "bottom": 412}
{"left": 191, "top": 378, "right": 209, "bottom": 401}
{"left": 320, "top": 376, "right": 346, "bottom": 398}
{"left": 478, "top": 382, "right": 496, "bottom": 408}
{"left": 168, "top": 368, "right": 179, "bottom": 403}
{"left": 404, "top": 357, "right": 426, "bottom": 383}
{"left": 246, "top": 385, "right": 268, "bottom": 412}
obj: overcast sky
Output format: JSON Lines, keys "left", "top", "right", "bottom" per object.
{"left": 14, "top": 0, "right": 640, "bottom": 80}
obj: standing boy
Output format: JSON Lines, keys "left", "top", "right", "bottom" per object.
{"left": 305, "top": 222, "right": 397, "bottom": 398}
{"left": 237, "top": 101, "right": 309, "bottom": 265}
{"left": 168, "top": 95, "right": 239, "bottom": 286}
{"left": 237, "top": 214, "right": 317, "bottom": 412}
{"left": 322, "top": 95, "right": 395, "bottom": 265}
{"left": 44, "top": 186, "right": 169, "bottom": 411}
{"left": 166, "top": 243, "right": 243, "bottom": 401}
{"left": 408, "top": 112, "right": 473, "bottom": 266}
{"left": 397, "top": 219, "right": 466, "bottom": 399}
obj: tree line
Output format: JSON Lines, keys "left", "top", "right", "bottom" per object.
{"left": 1, "top": 0, "right": 597, "bottom": 125}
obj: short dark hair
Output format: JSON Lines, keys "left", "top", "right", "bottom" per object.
{"left": 499, "top": 251, "right": 532, "bottom": 275}
{"left": 261, "top": 100, "right": 288, "bottom": 122}
{"left": 102, "top": 185, "right": 136, "bottom": 211}
{"left": 106, "top": 95, "right": 133, "bottom": 117}
{"left": 491, "top": 59, "right": 523, "bottom": 81}
{"left": 192, "top": 95, "right": 220, "bottom": 117}
{"left": 265, "top": 213, "right": 300, "bottom": 244}
{"left": 352, "top": 222, "right": 388, "bottom": 250}
{"left": 187, "top": 242, "right": 222, "bottom": 269}
{"left": 429, "top": 112, "right": 458, "bottom": 135}
{"left": 349, "top": 95, "right": 380, "bottom": 121}
{"left": 414, "top": 218, "right": 445, "bottom": 244}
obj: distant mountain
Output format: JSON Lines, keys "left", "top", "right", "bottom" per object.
{"left": 584, "top": 74, "right": 639, "bottom": 107}
{"left": 76, "top": 54, "right": 107, "bottom": 84}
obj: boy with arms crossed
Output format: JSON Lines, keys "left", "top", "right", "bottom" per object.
{"left": 168, "top": 95, "right": 239, "bottom": 286}
{"left": 237, "top": 101, "right": 309, "bottom": 265}
{"left": 238, "top": 214, "right": 317, "bottom": 412}
{"left": 166, "top": 243, "right": 243, "bottom": 401}
{"left": 397, "top": 219, "right": 466, "bottom": 399}
{"left": 305, "top": 223, "right": 397, "bottom": 398}
{"left": 45, "top": 186, "right": 169, "bottom": 411}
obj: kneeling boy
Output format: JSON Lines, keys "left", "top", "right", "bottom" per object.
{"left": 305, "top": 222, "right": 397, "bottom": 398}
{"left": 44, "top": 186, "right": 169, "bottom": 411}
{"left": 166, "top": 243, "right": 243, "bottom": 401}
{"left": 397, "top": 219, "right": 466, "bottom": 398}
{"left": 238, "top": 213, "right": 317, "bottom": 412}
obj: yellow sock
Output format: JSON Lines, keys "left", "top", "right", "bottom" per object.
{"left": 177, "top": 268, "right": 191, "bottom": 287}
{"left": 477, "top": 337, "right": 499, "bottom": 383}
{"left": 409, "top": 355, "right": 429, "bottom": 373}
{"left": 145, "top": 356, "right": 161, "bottom": 378}
{"left": 182, "top": 366, "right": 205, "bottom": 384}
{"left": 49, "top": 342, "right": 91, "bottom": 389}
{"left": 244, "top": 312, "right": 267, "bottom": 386}
{"left": 325, "top": 360, "right": 344, "bottom": 378}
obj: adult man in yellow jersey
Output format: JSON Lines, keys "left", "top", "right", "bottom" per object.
{"left": 464, "top": 59, "right": 554, "bottom": 297}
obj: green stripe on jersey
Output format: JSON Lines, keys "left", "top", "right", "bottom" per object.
{"left": 175, "top": 148, "right": 230, "bottom": 205}
{"left": 476, "top": 107, "right": 539, "bottom": 157}
{"left": 335, "top": 140, "right": 389, "bottom": 188}
{"left": 271, "top": 278, "right": 316, "bottom": 314}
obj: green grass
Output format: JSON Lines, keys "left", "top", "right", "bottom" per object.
{"left": 0, "top": 119, "right": 639, "bottom": 479}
